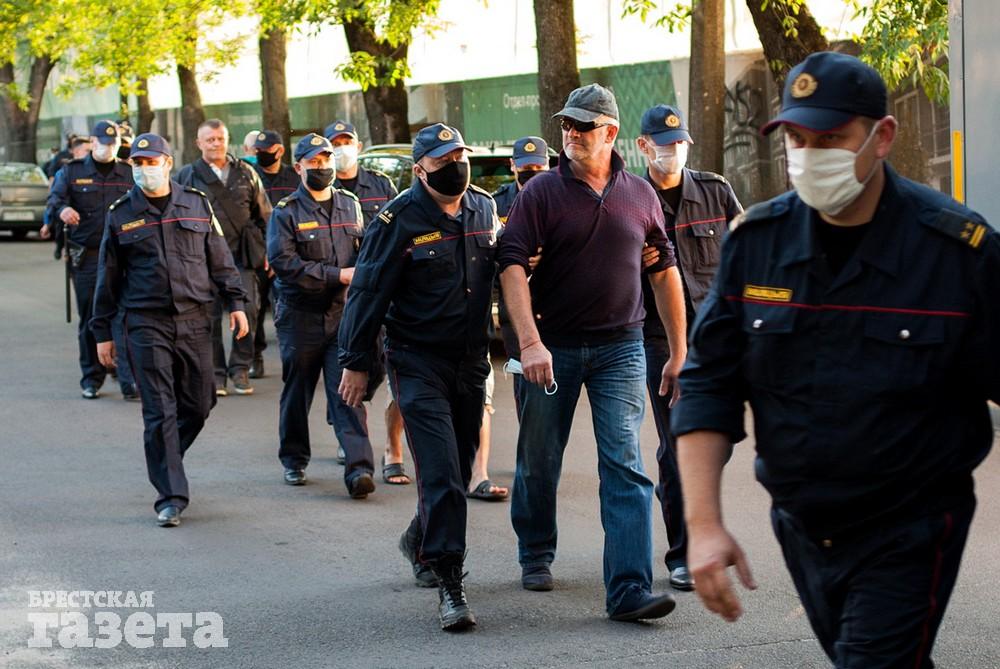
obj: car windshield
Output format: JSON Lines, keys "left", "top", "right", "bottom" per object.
{"left": 0, "top": 164, "right": 47, "bottom": 184}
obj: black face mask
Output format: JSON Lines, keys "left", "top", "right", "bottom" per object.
{"left": 256, "top": 150, "right": 279, "bottom": 167}
{"left": 117, "top": 145, "right": 131, "bottom": 161}
{"left": 305, "top": 167, "right": 334, "bottom": 190}
{"left": 516, "top": 170, "right": 541, "bottom": 187}
{"left": 424, "top": 160, "right": 470, "bottom": 197}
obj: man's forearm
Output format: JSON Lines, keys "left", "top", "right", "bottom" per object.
{"left": 499, "top": 265, "right": 541, "bottom": 350}
{"left": 677, "top": 430, "right": 731, "bottom": 529}
{"left": 650, "top": 266, "right": 687, "bottom": 357}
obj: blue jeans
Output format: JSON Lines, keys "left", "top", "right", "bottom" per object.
{"left": 510, "top": 339, "right": 655, "bottom": 613}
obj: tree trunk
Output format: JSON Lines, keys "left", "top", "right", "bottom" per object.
{"left": 0, "top": 56, "right": 55, "bottom": 163}
{"left": 259, "top": 27, "right": 292, "bottom": 156}
{"left": 534, "top": 0, "right": 581, "bottom": 149}
{"left": 342, "top": 19, "right": 412, "bottom": 144}
{"left": 689, "top": 0, "right": 726, "bottom": 174}
{"left": 119, "top": 90, "right": 130, "bottom": 119}
{"left": 137, "top": 78, "right": 155, "bottom": 134}
{"left": 176, "top": 63, "right": 206, "bottom": 165}
{"left": 745, "top": 0, "right": 828, "bottom": 90}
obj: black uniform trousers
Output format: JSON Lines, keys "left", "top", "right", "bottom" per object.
{"left": 771, "top": 498, "right": 975, "bottom": 669}
{"left": 643, "top": 337, "right": 687, "bottom": 570}
{"left": 387, "top": 342, "right": 489, "bottom": 564}
{"left": 211, "top": 266, "right": 259, "bottom": 385}
{"left": 124, "top": 307, "right": 215, "bottom": 512}
{"left": 72, "top": 252, "right": 133, "bottom": 391}
{"left": 275, "top": 301, "right": 374, "bottom": 483}
{"left": 253, "top": 269, "right": 274, "bottom": 361}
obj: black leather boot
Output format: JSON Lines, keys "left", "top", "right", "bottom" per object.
{"left": 433, "top": 558, "right": 476, "bottom": 631}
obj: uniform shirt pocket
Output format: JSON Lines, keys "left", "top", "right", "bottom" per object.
{"left": 688, "top": 217, "right": 727, "bottom": 269}
{"left": 175, "top": 218, "right": 209, "bottom": 258}
{"left": 740, "top": 304, "right": 800, "bottom": 390}
{"left": 411, "top": 241, "right": 457, "bottom": 279}
{"left": 862, "top": 314, "right": 944, "bottom": 395}
{"left": 295, "top": 228, "right": 333, "bottom": 261}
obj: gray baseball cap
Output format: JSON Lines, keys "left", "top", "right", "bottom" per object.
{"left": 553, "top": 84, "right": 619, "bottom": 124}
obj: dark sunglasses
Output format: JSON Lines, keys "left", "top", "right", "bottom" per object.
{"left": 559, "top": 118, "right": 609, "bottom": 133}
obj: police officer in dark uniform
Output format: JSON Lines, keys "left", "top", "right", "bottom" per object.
{"left": 492, "top": 136, "right": 550, "bottom": 411}
{"left": 325, "top": 120, "right": 401, "bottom": 470}
{"left": 266, "top": 133, "right": 377, "bottom": 497}
{"left": 673, "top": 52, "right": 1000, "bottom": 668}
{"left": 176, "top": 118, "right": 272, "bottom": 396}
{"left": 634, "top": 105, "right": 742, "bottom": 591}
{"left": 338, "top": 124, "right": 499, "bottom": 631}
{"left": 251, "top": 129, "right": 299, "bottom": 378}
{"left": 47, "top": 120, "right": 137, "bottom": 400}
{"left": 91, "top": 133, "right": 249, "bottom": 527}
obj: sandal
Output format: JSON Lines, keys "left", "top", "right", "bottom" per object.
{"left": 381, "top": 456, "right": 411, "bottom": 485}
{"left": 466, "top": 479, "right": 509, "bottom": 501}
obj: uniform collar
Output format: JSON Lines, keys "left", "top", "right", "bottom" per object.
{"left": 293, "top": 183, "right": 334, "bottom": 214}
{"left": 643, "top": 167, "right": 693, "bottom": 209}
{"left": 777, "top": 164, "right": 903, "bottom": 278}
{"left": 411, "top": 178, "right": 473, "bottom": 223}
{"left": 129, "top": 183, "right": 184, "bottom": 214}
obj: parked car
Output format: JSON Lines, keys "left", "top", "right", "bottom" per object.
{"left": 0, "top": 163, "right": 49, "bottom": 239}
{"left": 358, "top": 143, "right": 557, "bottom": 195}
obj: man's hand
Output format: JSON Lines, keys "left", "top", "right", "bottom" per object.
{"left": 339, "top": 267, "right": 355, "bottom": 285}
{"left": 688, "top": 522, "right": 757, "bottom": 622}
{"left": 528, "top": 246, "right": 543, "bottom": 271}
{"left": 97, "top": 341, "right": 116, "bottom": 368}
{"left": 39, "top": 223, "right": 51, "bottom": 240}
{"left": 59, "top": 207, "right": 80, "bottom": 226}
{"left": 230, "top": 311, "right": 250, "bottom": 339}
{"left": 521, "top": 340, "right": 554, "bottom": 389}
{"left": 642, "top": 243, "right": 660, "bottom": 269}
{"left": 338, "top": 369, "right": 369, "bottom": 408}
{"left": 659, "top": 353, "right": 685, "bottom": 407}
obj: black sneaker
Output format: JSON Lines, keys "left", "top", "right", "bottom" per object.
{"left": 81, "top": 386, "right": 100, "bottom": 400}
{"left": 398, "top": 530, "right": 438, "bottom": 588}
{"left": 283, "top": 468, "right": 307, "bottom": 486}
{"left": 347, "top": 473, "right": 375, "bottom": 499}
{"left": 121, "top": 384, "right": 140, "bottom": 402}
{"left": 249, "top": 357, "right": 265, "bottom": 379}
{"left": 231, "top": 371, "right": 254, "bottom": 395}
{"left": 434, "top": 561, "right": 476, "bottom": 631}
{"left": 156, "top": 505, "right": 182, "bottom": 528}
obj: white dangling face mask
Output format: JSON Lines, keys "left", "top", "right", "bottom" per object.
{"left": 332, "top": 144, "right": 358, "bottom": 172}
{"left": 785, "top": 122, "right": 881, "bottom": 216}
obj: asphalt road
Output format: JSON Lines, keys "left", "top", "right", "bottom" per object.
{"left": 1, "top": 237, "right": 998, "bottom": 668}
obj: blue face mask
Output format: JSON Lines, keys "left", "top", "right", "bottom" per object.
{"left": 132, "top": 164, "right": 169, "bottom": 192}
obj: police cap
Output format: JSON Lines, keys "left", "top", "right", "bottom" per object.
{"left": 641, "top": 104, "right": 692, "bottom": 145}
{"left": 91, "top": 120, "right": 119, "bottom": 145}
{"left": 762, "top": 51, "right": 887, "bottom": 136}
{"left": 130, "top": 133, "right": 172, "bottom": 159}
{"left": 324, "top": 120, "right": 358, "bottom": 141}
{"left": 512, "top": 136, "right": 548, "bottom": 168}
{"left": 412, "top": 123, "right": 470, "bottom": 163}
{"left": 254, "top": 130, "right": 283, "bottom": 150}
{"left": 294, "top": 133, "right": 334, "bottom": 161}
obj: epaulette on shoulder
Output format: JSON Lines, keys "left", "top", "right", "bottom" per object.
{"left": 467, "top": 183, "right": 493, "bottom": 199}
{"left": 108, "top": 193, "right": 130, "bottom": 212}
{"left": 275, "top": 191, "right": 300, "bottom": 208}
{"left": 376, "top": 189, "right": 412, "bottom": 225}
{"left": 365, "top": 168, "right": 394, "bottom": 184}
{"left": 729, "top": 198, "right": 788, "bottom": 233}
{"left": 184, "top": 186, "right": 208, "bottom": 199}
{"left": 690, "top": 170, "right": 728, "bottom": 184}
{"left": 335, "top": 187, "right": 360, "bottom": 202}
{"left": 923, "top": 208, "right": 991, "bottom": 251}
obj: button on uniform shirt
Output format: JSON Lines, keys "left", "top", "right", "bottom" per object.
{"left": 338, "top": 180, "right": 500, "bottom": 372}
{"left": 266, "top": 184, "right": 364, "bottom": 316}
{"left": 641, "top": 168, "right": 742, "bottom": 339}
{"left": 47, "top": 156, "right": 134, "bottom": 248}
{"left": 671, "top": 166, "right": 1000, "bottom": 539}
{"left": 497, "top": 150, "right": 676, "bottom": 347}
{"left": 253, "top": 163, "right": 301, "bottom": 207}
{"left": 90, "top": 183, "right": 247, "bottom": 341}
{"left": 336, "top": 166, "right": 398, "bottom": 227}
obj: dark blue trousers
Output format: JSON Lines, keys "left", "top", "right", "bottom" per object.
{"left": 73, "top": 253, "right": 133, "bottom": 391}
{"left": 772, "top": 499, "right": 975, "bottom": 669}
{"left": 387, "top": 342, "right": 488, "bottom": 564}
{"left": 643, "top": 337, "right": 687, "bottom": 571}
{"left": 275, "top": 301, "right": 373, "bottom": 485}
{"left": 124, "top": 308, "right": 215, "bottom": 512}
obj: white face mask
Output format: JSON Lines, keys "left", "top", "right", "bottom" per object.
{"left": 92, "top": 143, "right": 116, "bottom": 163}
{"left": 786, "top": 123, "right": 880, "bottom": 216}
{"left": 133, "top": 164, "right": 169, "bottom": 193}
{"left": 645, "top": 141, "right": 688, "bottom": 175}
{"left": 332, "top": 144, "right": 358, "bottom": 172}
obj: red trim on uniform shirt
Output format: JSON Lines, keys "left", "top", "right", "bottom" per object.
{"left": 358, "top": 196, "right": 388, "bottom": 202}
{"left": 725, "top": 296, "right": 971, "bottom": 318}
{"left": 114, "top": 217, "right": 211, "bottom": 235}
{"left": 406, "top": 229, "right": 495, "bottom": 252}
{"left": 673, "top": 216, "right": 727, "bottom": 231}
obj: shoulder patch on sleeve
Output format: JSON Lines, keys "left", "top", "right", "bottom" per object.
{"left": 336, "top": 187, "right": 360, "bottom": 202}
{"left": 467, "top": 183, "right": 493, "bottom": 199}
{"left": 108, "top": 193, "right": 130, "bottom": 212}
{"left": 923, "top": 208, "right": 991, "bottom": 250}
